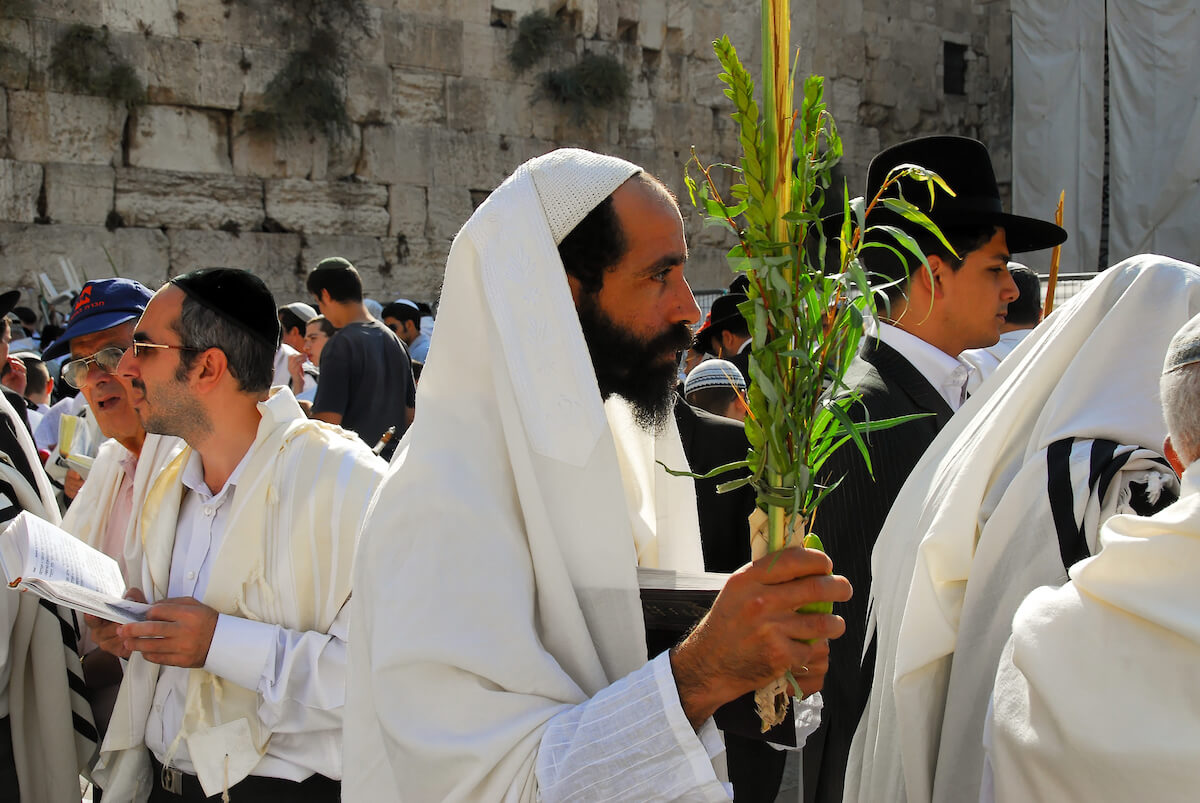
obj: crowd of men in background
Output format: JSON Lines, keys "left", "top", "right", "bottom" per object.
{"left": 0, "top": 136, "right": 1194, "bottom": 803}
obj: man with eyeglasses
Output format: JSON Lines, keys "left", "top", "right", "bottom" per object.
{"left": 42, "top": 278, "right": 186, "bottom": 742}
{"left": 86, "top": 269, "right": 386, "bottom": 802}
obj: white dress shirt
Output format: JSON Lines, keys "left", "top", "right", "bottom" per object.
{"left": 145, "top": 448, "right": 349, "bottom": 782}
{"left": 961, "top": 329, "right": 1033, "bottom": 394}
{"left": 875, "top": 322, "right": 973, "bottom": 411}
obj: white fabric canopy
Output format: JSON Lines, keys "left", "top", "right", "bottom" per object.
{"left": 844, "top": 255, "right": 1200, "bottom": 803}
{"left": 1012, "top": 0, "right": 1200, "bottom": 271}
{"left": 1011, "top": 0, "right": 1105, "bottom": 273}
{"left": 1107, "top": 0, "right": 1200, "bottom": 262}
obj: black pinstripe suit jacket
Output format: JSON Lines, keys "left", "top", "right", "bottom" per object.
{"left": 803, "top": 337, "right": 954, "bottom": 803}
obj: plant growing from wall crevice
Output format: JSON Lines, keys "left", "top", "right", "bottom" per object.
{"left": 244, "top": 0, "right": 369, "bottom": 139}
{"left": 49, "top": 25, "right": 145, "bottom": 107}
{"left": 508, "top": 11, "right": 630, "bottom": 121}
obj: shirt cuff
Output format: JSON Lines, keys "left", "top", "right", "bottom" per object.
{"left": 649, "top": 651, "right": 731, "bottom": 794}
{"left": 204, "top": 613, "right": 277, "bottom": 692}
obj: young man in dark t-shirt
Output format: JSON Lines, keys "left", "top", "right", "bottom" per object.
{"left": 307, "top": 258, "right": 415, "bottom": 447}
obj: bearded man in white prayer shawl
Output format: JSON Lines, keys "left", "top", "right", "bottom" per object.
{"left": 980, "top": 311, "right": 1200, "bottom": 802}
{"left": 843, "top": 255, "right": 1200, "bottom": 803}
{"left": 86, "top": 269, "right": 388, "bottom": 802}
{"left": 344, "top": 148, "right": 852, "bottom": 802}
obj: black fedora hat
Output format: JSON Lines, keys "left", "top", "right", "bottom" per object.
{"left": 865, "top": 136, "right": 1066, "bottom": 254}
{"left": 695, "top": 293, "right": 748, "bottom": 348}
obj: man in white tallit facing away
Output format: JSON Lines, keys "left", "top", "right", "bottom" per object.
{"left": 86, "top": 269, "right": 388, "bottom": 801}
{"left": 344, "top": 148, "right": 852, "bottom": 801}
{"left": 844, "top": 255, "right": 1200, "bottom": 803}
{"left": 982, "top": 308, "right": 1200, "bottom": 802}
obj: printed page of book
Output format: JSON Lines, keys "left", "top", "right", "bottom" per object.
{"left": 0, "top": 511, "right": 148, "bottom": 622}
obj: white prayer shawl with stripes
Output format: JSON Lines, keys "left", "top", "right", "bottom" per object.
{"left": 93, "top": 388, "right": 385, "bottom": 800}
{"left": 987, "top": 463, "right": 1200, "bottom": 802}
{"left": 61, "top": 433, "right": 184, "bottom": 583}
{"left": 844, "top": 256, "right": 1200, "bottom": 803}
{"left": 0, "top": 391, "right": 98, "bottom": 801}
{"left": 343, "top": 149, "right": 710, "bottom": 801}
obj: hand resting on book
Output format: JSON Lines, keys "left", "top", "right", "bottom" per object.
{"left": 87, "top": 589, "right": 219, "bottom": 668}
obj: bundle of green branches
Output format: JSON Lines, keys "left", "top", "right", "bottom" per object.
{"left": 249, "top": 30, "right": 352, "bottom": 138}
{"left": 685, "top": 0, "right": 954, "bottom": 729}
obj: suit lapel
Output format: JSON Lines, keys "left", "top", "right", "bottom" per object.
{"left": 861, "top": 338, "right": 955, "bottom": 428}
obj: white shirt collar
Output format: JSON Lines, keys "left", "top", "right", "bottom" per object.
{"left": 180, "top": 440, "right": 253, "bottom": 503}
{"left": 874, "top": 321, "right": 974, "bottom": 411}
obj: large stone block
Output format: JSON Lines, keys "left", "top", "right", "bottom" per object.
{"left": 175, "top": 0, "right": 226, "bottom": 41}
{"left": 167, "top": 230, "right": 302, "bottom": 284}
{"left": 8, "top": 91, "right": 125, "bottom": 165}
{"left": 232, "top": 119, "right": 331, "bottom": 180}
{"left": 0, "top": 160, "right": 42, "bottom": 223}
{"left": 359, "top": 124, "right": 433, "bottom": 185}
{"left": 128, "top": 105, "right": 231, "bottom": 174}
{"left": 196, "top": 41, "right": 244, "bottom": 109}
{"left": 460, "top": 22, "right": 501, "bottom": 79}
{"left": 639, "top": 0, "right": 668, "bottom": 50}
{"left": 115, "top": 168, "right": 264, "bottom": 231}
{"left": 108, "top": 30, "right": 201, "bottom": 106}
{"left": 43, "top": 163, "right": 114, "bottom": 226}
{"left": 20, "top": 1, "right": 103, "bottom": 27}
{"left": 447, "top": 76, "right": 528, "bottom": 137}
{"left": 392, "top": 69, "right": 445, "bottom": 125}
{"left": 0, "top": 19, "right": 32, "bottom": 89}
{"left": 430, "top": 129, "right": 522, "bottom": 190}
{"left": 300, "top": 234, "right": 386, "bottom": 284}
{"left": 0, "top": 223, "right": 170, "bottom": 290}
{"left": 237, "top": 46, "right": 289, "bottom": 106}
{"left": 346, "top": 62, "right": 393, "bottom": 124}
{"left": 100, "top": 0, "right": 180, "bottom": 36}
{"left": 265, "top": 178, "right": 390, "bottom": 236}
{"left": 424, "top": 186, "right": 473, "bottom": 245}
{"left": 382, "top": 12, "right": 463, "bottom": 75}
{"left": 388, "top": 184, "right": 427, "bottom": 238}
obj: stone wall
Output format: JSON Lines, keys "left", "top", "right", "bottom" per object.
{"left": 0, "top": 0, "right": 1012, "bottom": 310}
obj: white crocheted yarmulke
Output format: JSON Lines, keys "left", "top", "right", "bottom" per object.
{"left": 528, "top": 148, "right": 642, "bottom": 245}
{"left": 684, "top": 358, "right": 747, "bottom": 395}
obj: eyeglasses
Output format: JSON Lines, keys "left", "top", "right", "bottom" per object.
{"left": 62, "top": 346, "right": 126, "bottom": 389}
{"left": 130, "top": 341, "right": 204, "bottom": 358}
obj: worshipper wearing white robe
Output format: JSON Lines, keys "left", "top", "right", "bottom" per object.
{"left": 0, "top": 387, "right": 97, "bottom": 801}
{"left": 344, "top": 149, "right": 851, "bottom": 802}
{"left": 86, "top": 269, "right": 387, "bottom": 802}
{"left": 39, "top": 278, "right": 186, "bottom": 740}
{"left": 845, "top": 255, "right": 1200, "bottom": 803}
{"left": 961, "top": 263, "right": 1042, "bottom": 394}
{"left": 982, "top": 309, "right": 1200, "bottom": 803}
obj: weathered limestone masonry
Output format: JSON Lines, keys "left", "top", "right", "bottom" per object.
{"left": 0, "top": 0, "right": 1011, "bottom": 306}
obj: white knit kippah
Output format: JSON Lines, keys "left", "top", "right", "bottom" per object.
{"left": 684, "top": 359, "right": 747, "bottom": 395}
{"left": 1164, "top": 311, "right": 1200, "bottom": 374}
{"left": 528, "top": 148, "right": 642, "bottom": 245}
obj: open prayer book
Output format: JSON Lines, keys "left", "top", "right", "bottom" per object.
{"left": 0, "top": 511, "right": 150, "bottom": 624}
{"left": 637, "top": 566, "right": 797, "bottom": 746}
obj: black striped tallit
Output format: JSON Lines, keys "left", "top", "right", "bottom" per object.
{"left": 1046, "top": 437, "right": 1177, "bottom": 571}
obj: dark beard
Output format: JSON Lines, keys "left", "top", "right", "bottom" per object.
{"left": 576, "top": 292, "right": 694, "bottom": 434}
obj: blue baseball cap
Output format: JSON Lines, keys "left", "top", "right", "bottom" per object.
{"left": 42, "top": 278, "right": 154, "bottom": 360}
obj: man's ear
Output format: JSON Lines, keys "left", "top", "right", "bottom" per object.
{"left": 566, "top": 274, "right": 584, "bottom": 307}
{"left": 190, "top": 348, "right": 228, "bottom": 394}
{"left": 915, "top": 254, "right": 949, "bottom": 299}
